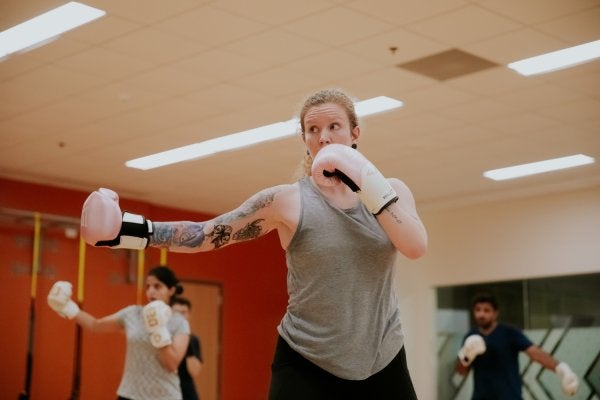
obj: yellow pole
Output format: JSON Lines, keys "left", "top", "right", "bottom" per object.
{"left": 160, "top": 247, "right": 168, "bottom": 265}
{"left": 136, "top": 249, "right": 145, "bottom": 305}
{"left": 30, "top": 213, "right": 41, "bottom": 298}
{"left": 77, "top": 237, "right": 86, "bottom": 303}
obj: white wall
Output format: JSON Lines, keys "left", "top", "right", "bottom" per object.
{"left": 395, "top": 186, "right": 600, "bottom": 399}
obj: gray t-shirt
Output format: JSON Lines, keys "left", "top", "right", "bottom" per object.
{"left": 116, "top": 304, "right": 190, "bottom": 399}
{"left": 277, "top": 177, "right": 404, "bottom": 380}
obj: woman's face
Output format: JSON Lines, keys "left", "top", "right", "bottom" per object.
{"left": 145, "top": 275, "right": 174, "bottom": 304}
{"left": 302, "top": 102, "right": 359, "bottom": 158}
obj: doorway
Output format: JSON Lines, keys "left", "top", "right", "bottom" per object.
{"left": 181, "top": 280, "right": 223, "bottom": 400}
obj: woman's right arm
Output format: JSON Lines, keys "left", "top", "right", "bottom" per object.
{"left": 74, "top": 310, "right": 123, "bottom": 333}
{"left": 150, "top": 184, "right": 293, "bottom": 253}
{"left": 81, "top": 185, "right": 294, "bottom": 253}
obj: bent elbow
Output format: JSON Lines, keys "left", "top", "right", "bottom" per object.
{"left": 403, "top": 240, "right": 428, "bottom": 260}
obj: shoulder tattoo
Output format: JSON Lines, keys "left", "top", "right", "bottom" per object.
{"left": 214, "top": 188, "right": 279, "bottom": 225}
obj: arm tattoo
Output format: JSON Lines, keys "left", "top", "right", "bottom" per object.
{"left": 153, "top": 222, "right": 205, "bottom": 248}
{"left": 207, "top": 224, "right": 232, "bottom": 249}
{"left": 385, "top": 207, "right": 403, "bottom": 224}
{"left": 233, "top": 219, "right": 265, "bottom": 241}
{"left": 214, "top": 189, "right": 277, "bottom": 225}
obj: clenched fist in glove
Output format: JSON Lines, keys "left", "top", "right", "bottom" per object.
{"left": 81, "top": 188, "right": 153, "bottom": 249}
{"left": 458, "top": 334, "right": 486, "bottom": 366}
{"left": 556, "top": 362, "right": 579, "bottom": 396}
{"left": 47, "top": 281, "right": 80, "bottom": 319}
{"left": 311, "top": 144, "right": 399, "bottom": 215}
{"left": 143, "top": 300, "right": 172, "bottom": 348}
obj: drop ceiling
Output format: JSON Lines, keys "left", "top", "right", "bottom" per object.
{"left": 1, "top": 0, "right": 599, "bottom": 216}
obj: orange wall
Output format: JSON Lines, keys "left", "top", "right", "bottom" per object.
{"left": 0, "top": 177, "right": 288, "bottom": 400}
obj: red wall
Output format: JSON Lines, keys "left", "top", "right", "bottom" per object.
{"left": 0, "top": 177, "right": 288, "bottom": 400}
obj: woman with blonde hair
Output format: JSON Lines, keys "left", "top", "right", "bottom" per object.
{"left": 80, "top": 88, "right": 428, "bottom": 399}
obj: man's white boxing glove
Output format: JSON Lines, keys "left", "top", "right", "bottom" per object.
{"left": 311, "top": 144, "right": 399, "bottom": 215}
{"left": 143, "top": 300, "right": 172, "bottom": 348}
{"left": 47, "top": 281, "right": 80, "bottom": 319}
{"left": 556, "top": 362, "right": 579, "bottom": 396}
{"left": 81, "top": 188, "right": 153, "bottom": 249}
{"left": 458, "top": 334, "right": 486, "bottom": 366}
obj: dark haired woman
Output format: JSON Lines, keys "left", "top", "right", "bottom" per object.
{"left": 48, "top": 265, "right": 189, "bottom": 400}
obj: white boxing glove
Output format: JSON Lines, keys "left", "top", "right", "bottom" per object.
{"left": 458, "top": 334, "right": 486, "bottom": 366}
{"left": 47, "top": 281, "right": 80, "bottom": 319}
{"left": 556, "top": 362, "right": 579, "bottom": 396}
{"left": 81, "top": 188, "right": 153, "bottom": 249}
{"left": 143, "top": 300, "right": 172, "bottom": 348}
{"left": 311, "top": 144, "right": 398, "bottom": 215}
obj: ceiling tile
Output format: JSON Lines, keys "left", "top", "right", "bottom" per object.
{"left": 477, "top": 0, "right": 600, "bottom": 25}
{"left": 101, "top": 27, "right": 208, "bottom": 64}
{"left": 347, "top": 0, "right": 469, "bottom": 25}
{"left": 445, "top": 67, "right": 538, "bottom": 95}
{"left": 53, "top": 47, "right": 150, "bottom": 81}
{"left": 0, "top": 38, "right": 87, "bottom": 81}
{"left": 64, "top": 15, "right": 141, "bottom": 45}
{"left": 171, "top": 49, "right": 270, "bottom": 82}
{"left": 2, "top": 98, "right": 120, "bottom": 136}
{"left": 438, "top": 98, "right": 520, "bottom": 123}
{"left": 155, "top": 5, "right": 267, "bottom": 47}
{"left": 182, "top": 83, "right": 272, "bottom": 113}
{"left": 551, "top": 63, "right": 600, "bottom": 98}
{"left": 0, "top": 118, "right": 41, "bottom": 147}
{"left": 223, "top": 30, "right": 328, "bottom": 65}
{"left": 88, "top": 0, "right": 203, "bottom": 24}
{"left": 92, "top": 98, "right": 209, "bottom": 139}
{"left": 399, "top": 84, "right": 479, "bottom": 112}
{"left": 284, "top": 6, "right": 393, "bottom": 47}
{"left": 232, "top": 66, "right": 323, "bottom": 98}
{"left": 0, "top": 0, "right": 64, "bottom": 28}
{"left": 535, "top": 6, "right": 600, "bottom": 44}
{"left": 494, "top": 82, "right": 586, "bottom": 111}
{"left": 477, "top": 112, "right": 559, "bottom": 136}
{"left": 2, "top": 65, "right": 108, "bottom": 114}
{"left": 407, "top": 5, "right": 522, "bottom": 46}
{"left": 77, "top": 82, "right": 167, "bottom": 115}
{"left": 123, "top": 66, "right": 214, "bottom": 96}
{"left": 536, "top": 98, "right": 600, "bottom": 124}
{"left": 214, "top": 0, "right": 332, "bottom": 24}
{"left": 463, "top": 28, "right": 568, "bottom": 64}
{"left": 287, "top": 49, "right": 380, "bottom": 81}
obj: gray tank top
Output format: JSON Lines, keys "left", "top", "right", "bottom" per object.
{"left": 116, "top": 305, "right": 190, "bottom": 399}
{"left": 277, "top": 177, "right": 404, "bottom": 380}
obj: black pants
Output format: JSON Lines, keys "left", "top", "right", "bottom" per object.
{"left": 269, "top": 336, "right": 418, "bottom": 400}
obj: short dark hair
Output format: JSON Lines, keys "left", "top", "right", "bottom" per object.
{"left": 171, "top": 296, "right": 191, "bottom": 309}
{"left": 471, "top": 292, "right": 499, "bottom": 310}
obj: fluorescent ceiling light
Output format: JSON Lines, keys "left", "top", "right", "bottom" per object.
{"left": 126, "top": 96, "right": 404, "bottom": 170}
{"left": 507, "top": 39, "right": 600, "bottom": 76}
{"left": 483, "top": 154, "right": 595, "bottom": 181}
{"left": 0, "top": 2, "right": 105, "bottom": 60}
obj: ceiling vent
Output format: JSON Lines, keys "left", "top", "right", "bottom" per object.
{"left": 397, "top": 49, "right": 499, "bottom": 81}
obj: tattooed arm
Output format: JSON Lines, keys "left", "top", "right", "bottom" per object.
{"left": 149, "top": 185, "right": 294, "bottom": 253}
{"left": 376, "top": 178, "right": 427, "bottom": 259}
